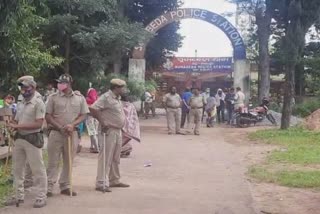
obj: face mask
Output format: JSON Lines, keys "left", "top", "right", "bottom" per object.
{"left": 57, "top": 83, "right": 68, "bottom": 91}
{"left": 21, "top": 89, "right": 33, "bottom": 98}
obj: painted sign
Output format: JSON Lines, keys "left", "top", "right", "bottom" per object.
{"left": 132, "top": 8, "right": 246, "bottom": 60}
{"left": 163, "top": 57, "right": 233, "bottom": 73}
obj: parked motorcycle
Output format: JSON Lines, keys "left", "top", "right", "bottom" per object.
{"left": 233, "top": 98, "right": 277, "bottom": 128}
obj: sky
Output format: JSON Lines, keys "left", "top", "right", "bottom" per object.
{"left": 176, "top": 0, "right": 237, "bottom": 57}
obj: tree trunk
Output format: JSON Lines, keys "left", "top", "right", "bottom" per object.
{"left": 295, "top": 62, "right": 305, "bottom": 96}
{"left": 281, "top": 63, "right": 295, "bottom": 129}
{"left": 64, "top": 34, "right": 70, "bottom": 74}
{"left": 256, "top": 1, "right": 272, "bottom": 102}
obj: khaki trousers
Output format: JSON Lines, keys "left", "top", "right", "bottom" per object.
{"left": 166, "top": 108, "right": 182, "bottom": 134}
{"left": 96, "top": 128, "right": 122, "bottom": 188}
{"left": 13, "top": 139, "right": 47, "bottom": 200}
{"left": 190, "top": 109, "right": 202, "bottom": 134}
{"left": 24, "top": 163, "right": 33, "bottom": 187}
{"left": 47, "top": 131, "right": 78, "bottom": 192}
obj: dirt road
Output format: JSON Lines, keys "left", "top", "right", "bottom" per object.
{"left": 2, "top": 117, "right": 258, "bottom": 214}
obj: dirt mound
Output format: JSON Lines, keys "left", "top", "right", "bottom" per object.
{"left": 305, "top": 109, "right": 320, "bottom": 130}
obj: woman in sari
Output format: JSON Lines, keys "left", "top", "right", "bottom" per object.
{"left": 121, "top": 95, "right": 141, "bottom": 158}
{"left": 85, "top": 85, "right": 100, "bottom": 153}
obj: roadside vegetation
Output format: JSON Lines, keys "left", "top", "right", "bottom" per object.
{"left": 248, "top": 128, "right": 320, "bottom": 188}
{"left": 0, "top": 163, "right": 13, "bottom": 206}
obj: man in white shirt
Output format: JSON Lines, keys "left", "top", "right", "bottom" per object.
{"left": 144, "top": 91, "right": 155, "bottom": 119}
{"left": 234, "top": 87, "right": 246, "bottom": 111}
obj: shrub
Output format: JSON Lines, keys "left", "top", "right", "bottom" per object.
{"left": 293, "top": 98, "right": 320, "bottom": 117}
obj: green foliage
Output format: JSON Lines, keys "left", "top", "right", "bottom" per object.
{"left": 0, "top": 164, "right": 13, "bottom": 206}
{"left": 292, "top": 98, "right": 320, "bottom": 117}
{"left": 125, "top": 0, "right": 184, "bottom": 69}
{"left": 0, "top": 0, "right": 63, "bottom": 92}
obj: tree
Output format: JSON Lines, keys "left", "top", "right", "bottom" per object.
{"left": 42, "top": 0, "right": 149, "bottom": 85}
{"left": 0, "top": 0, "right": 62, "bottom": 93}
{"left": 229, "top": 0, "right": 273, "bottom": 102}
{"left": 273, "top": 0, "right": 320, "bottom": 129}
{"left": 125, "top": 0, "right": 184, "bottom": 70}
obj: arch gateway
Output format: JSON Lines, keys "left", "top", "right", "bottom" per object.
{"left": 129, "top": 8, "right": 250, "bottom": 96}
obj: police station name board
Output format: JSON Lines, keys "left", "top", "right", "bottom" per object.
{"left": 163, "top": 57, "right": 233, "bottom": 73}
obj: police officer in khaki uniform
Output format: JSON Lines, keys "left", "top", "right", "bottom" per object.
{"left": 16, "top": 76, "right": 43, "bottom": 189}
{"left": 163, "top": 86, "right": 184, "bottom": 135}
{"left": 6, "top": 76, "right": 47, "bottom": 208}
{"left": 45, "top": 74, "right": 89, "bottom": 196}
{"left": 189, "top": 88, "right": 206, "bottom": 135}
{"left": 90, "top": 79, "right": 130, "bottom": 193}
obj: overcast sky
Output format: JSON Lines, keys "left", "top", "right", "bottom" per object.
{"left": 176, "top": 0, "right": 236, "bottom": 57}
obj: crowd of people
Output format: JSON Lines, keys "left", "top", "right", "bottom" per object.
{"left": 1, "top": 75, "right": 140, "bottom": 208}
{"left": 163, "top": 86, "right": 246, "bottom": 135}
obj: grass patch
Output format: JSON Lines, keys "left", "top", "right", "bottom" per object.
{"left": 269, "top": 145, "right": 320, "bottom": 165}
{"left": 249, "top": 166, "right": 320, "bottom": 188}
{"left": 248, "top": 127, "right": 320, "bottom": 188}
{"left": 0, "top": 163, "right": 13, "bottom": 206}
{"left": 249, "top": 128, "right": 320, "bottom": 146}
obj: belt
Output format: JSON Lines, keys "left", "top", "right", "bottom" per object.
{"left": 167, "top": 107, "right": 180, "bottom": 109}
{"left": 49, "top": 127, "right": 79, "bottom": 132}
{"left": 191, "top": 107, "right": 203, "bottom": 109}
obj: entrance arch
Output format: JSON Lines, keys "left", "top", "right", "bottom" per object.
{"left": 129, "top": 8, "right": 250, "bottom": 96}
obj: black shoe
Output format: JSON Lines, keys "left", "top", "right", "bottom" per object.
{"left": 5, "top": 198, "right": 24, "bottom": 206}
{"left": 95, "top": 186, "right": 112, "bottom": 193}
{"left": 60, "top": 189, "right": 77, "bottom": 196}
{"left": 46, "top": 192, "right": 53, "bottom": 197}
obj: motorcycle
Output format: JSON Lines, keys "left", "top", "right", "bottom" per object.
{"left": 233, "top": 100, "right": 277, "bottom": 128}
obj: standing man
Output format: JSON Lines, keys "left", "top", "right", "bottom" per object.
{"left": 225, "top": 88, "right": 235, "bottom": 124}
{"left": 189, "top": 88, "right": 206, "bottom": 135}
{"left": 89, "top": 79, "right": 130, "bottom": 193}
{"left": 144, "top": 90, "right": 156, "bottom": 119}
{"left": 16, "top": 76, "right": 44, "bottom": 190}
{"left": 201, "top": 88, "right": 210, "bottom": 122}
{"left": 46, "top": 74, "right": 89, "bottom": 197}
{"left": 44, "top": 83, "right": 57, "bottom": 102}
{"left": 6, "top": 76, "right": 47, "bottom": 208}
{"left": 181, "top": 88, "right": 192, "bottom": 129}
{"left": 163, "top": 86, "right": 184, "bottom": 135}
{"left": 215, "top": 89, "right": 226, "bottom": 123}
{"left": 234, "top": 87, "right": 246, "bottom": 112}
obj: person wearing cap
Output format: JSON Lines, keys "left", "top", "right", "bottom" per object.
{"left": 163, "top": 86, "right": 184, "bottom": 135}
{"left": 16, "top": 76, "right": 45, "bottom": 194}
{"left": 188, "top": 88, "right": 206, "bottom": 135}
{"left": 6, "top": 76, "right": 47, "bottom": 208}
{"left": 45, "top": 74, "right": 89, "bottom": 197}
{"left": 89, "top": 78, "right": 130, "bottom": 192}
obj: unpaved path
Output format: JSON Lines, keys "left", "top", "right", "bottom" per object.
{"left": 2, "top": 117, "right": 259, "bottom": 214}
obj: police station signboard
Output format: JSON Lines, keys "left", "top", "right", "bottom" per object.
{"left": 163, "top": 57, "right": 233, "bottom": 73}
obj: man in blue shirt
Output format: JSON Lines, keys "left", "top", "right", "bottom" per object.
{"left": 181, "top": 88, "right": 192, "bottom": 129}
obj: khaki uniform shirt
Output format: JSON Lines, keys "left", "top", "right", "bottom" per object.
{"left": 189, "top": 95, "right": 206, "bottom": 108}
{"left": 163, "top": 93, "right": 182, "bottom": 108}
{"left": 46, "top": 91, "right": 89, "bottom": 127}
{"left": 91, "top": 90, "right": 125, "bottom": 129}
{"left": 15, "top": 95, "right": 45, "bottom": 135}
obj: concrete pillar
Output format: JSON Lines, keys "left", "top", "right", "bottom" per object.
{"left": 234, "top": 59, "right": 250, "bottom": 103}
{"left": 128, "top": 58, "right": 146, "bottom": 83}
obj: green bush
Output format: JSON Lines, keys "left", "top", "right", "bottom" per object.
{"left": 293, "top": 98, "right": 320, "bottom": 117}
